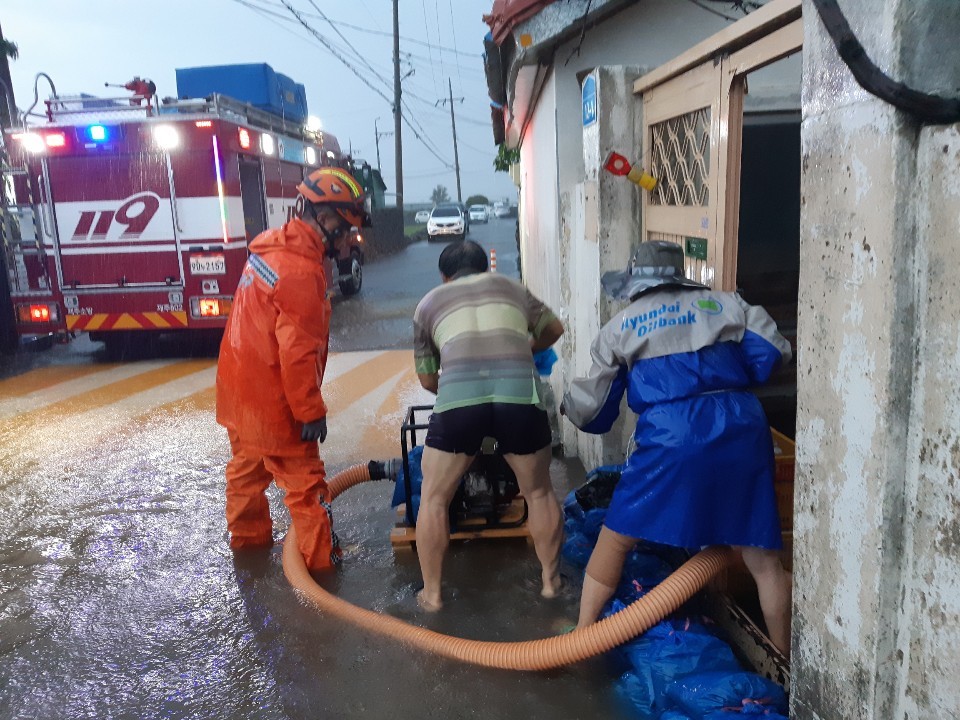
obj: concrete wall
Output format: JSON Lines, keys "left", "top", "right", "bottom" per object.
{"left": 793, "top": 0, "right": 960, "bottom": 716}
{"left": 558, "top": 66, "right": 644, "bottom": 469}
{"left": 518, "top": 70, "right": 561, "bottom": 312}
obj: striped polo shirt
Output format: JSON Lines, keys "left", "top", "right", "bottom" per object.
{"left": 413, "top": 272, "right": 558, "bottom": 413}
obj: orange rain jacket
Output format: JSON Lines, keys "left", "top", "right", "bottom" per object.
{"left": 216, "top": 218, "right": 330, "bottom": 454}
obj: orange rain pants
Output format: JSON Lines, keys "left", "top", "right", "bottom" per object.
{"left": 217, "top": 218, "right": 340, "bottom": 571}
{"left": 225, "top": 431, "right": 340, "bottom": 570}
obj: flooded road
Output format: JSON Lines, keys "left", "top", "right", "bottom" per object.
{"left": 0, "top": 224, "right": 628, "bottom": 719}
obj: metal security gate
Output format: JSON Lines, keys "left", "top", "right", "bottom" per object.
{"left": 635, "top": 0, "right": 802, "bottom": 290}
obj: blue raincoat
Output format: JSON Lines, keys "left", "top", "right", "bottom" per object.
{"left": 561, "top": 286, "right": 792, "bottom": 549}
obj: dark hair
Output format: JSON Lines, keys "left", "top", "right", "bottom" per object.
{"left": 438, "top": 240, "right": 488, "bottom": 279}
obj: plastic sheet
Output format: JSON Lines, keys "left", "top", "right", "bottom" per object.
{"left": 563, "top": 477, "right": 788, "bottom": 720}
{"left": 613, "top": 616, "right": 740, "bottom": 718}
{"left": 663, "top": 671, "right": 787, "bottom": 718}
{"left": 533, "top": 347, "right": 559, "bottom": 376}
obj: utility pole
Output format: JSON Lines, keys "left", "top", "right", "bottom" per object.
{"left": 438, "top": 78, "right": 463, "bottom": 203}
{"left": 374, "top": 117, "right": 392, "bottom": 173}
{"left": 392, "top": 0, "right": 403, "bottom": 212}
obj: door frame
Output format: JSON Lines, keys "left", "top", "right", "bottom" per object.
{"left": 633, "top": 0, "right": 802, "bottom": 290}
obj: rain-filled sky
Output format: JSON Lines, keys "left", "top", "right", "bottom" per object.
{"left": 3, "top": 0, "right": 517, "bottom": 205}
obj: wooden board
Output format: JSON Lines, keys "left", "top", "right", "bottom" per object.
{"left": 390, "top": 497, "right": 531, "bottom": 548}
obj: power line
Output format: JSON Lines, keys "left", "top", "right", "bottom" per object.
{"left": 457, "top": 137, "right": 497, "bottom": 155}
{"left": 229, "top": 0, "right": 454, "bottom": 167}
{"left": 434, "top": 0, "right": 446, "bottom": 88}
{"left": 402, "top": 49, "right": 485, "bottom": 76}
{"left": 305, "top": 0, "right": 392, "bottom": 86}
{"left": 447, "top": 0, "right": 464, "bottom": 96}
{"left": 231, "top": 0, "right": 395, "bottom": 89}
{"left": 281, "top": 1, "right": 393, "bottom": 104}
{"left": 420, "top": 0, "right": 439, "bottom": 97}
{"left": 249, "top": 0, "right": 481, "bottom": 57}
{"left": 273, "top": 0, "right": 452, "bottom": 167}
{"left": 288, "top": 1, "right": 451, "bottom": 164}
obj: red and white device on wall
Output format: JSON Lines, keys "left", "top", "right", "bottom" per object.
{"left": 1, "top": 83, "right": 364, "bottom": 345}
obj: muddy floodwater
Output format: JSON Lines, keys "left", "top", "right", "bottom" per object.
{"left": 0, "top": 227, "right": 634, "bottom": 719}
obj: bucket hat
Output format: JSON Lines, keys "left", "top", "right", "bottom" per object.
{"left": 601, "top": 240, "right": 707, "bottom": 300}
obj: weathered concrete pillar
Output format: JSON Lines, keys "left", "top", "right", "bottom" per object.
{"left": 794, "top": 0, "right": 960, "bottom": 716}
{"left": 554, "top": 65, "right": 645, "bottom": 470}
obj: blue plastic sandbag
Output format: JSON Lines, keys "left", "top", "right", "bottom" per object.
{"left": 615, "top": 549, "right": 675, "bottom": 603}
{"left": 561, "top": 530, "right": 595, "bottom": 568}
{"left": 611, "top": 617, "right": 741, "bottom": 717}
{"left": 533, "top": 347, "right": 558, "bottom": 376}
{"left": 618, "top": 671, "right": 689, "bottom": 720}
{"left": 663, "top": 671, "right": 787, "bottom": 719}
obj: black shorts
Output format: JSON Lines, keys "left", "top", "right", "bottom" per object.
{"left": 424, "top": 403, "right": 552, "bottom": 456}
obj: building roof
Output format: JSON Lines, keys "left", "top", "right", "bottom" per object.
{"left": 483, "top": 0, "right": 558, "bottom": 45}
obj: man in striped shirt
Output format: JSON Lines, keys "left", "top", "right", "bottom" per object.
{"left": 413, "top": 240, "right": 565, "bottom": 611}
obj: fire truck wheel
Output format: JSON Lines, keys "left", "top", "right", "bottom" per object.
{"left": 97, "top": 331, "right": 159, "bottom": 360}
{"left": 338, "top": 251, "right": 363, "bottom": 296}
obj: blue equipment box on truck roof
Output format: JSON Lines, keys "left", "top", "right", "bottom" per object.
{"left": 175, "top": 64, "right": 308, "bottom": 123}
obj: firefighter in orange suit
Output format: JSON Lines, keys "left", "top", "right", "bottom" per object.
{"left": 216, "top": 167, "right": 367, "bottom": 571}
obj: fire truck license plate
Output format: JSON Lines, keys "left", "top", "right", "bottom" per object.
{"left": 189, "top": 255, "right": 226, "bottom": 275}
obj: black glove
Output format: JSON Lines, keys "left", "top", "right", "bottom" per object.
{"left": 301, "top": 417, "right": 327, "bottom": 443}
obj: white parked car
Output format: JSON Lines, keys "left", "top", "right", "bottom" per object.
{"left": 427, "top": 205, "right": 465, "bottom": 242}
{"left": 493, "top": 203, "right": 510, "bottom": 218}
{"left": 468, "top": 204, "right": 488, "bottom": 223}
{"left": 414, "top": 209, "right": 431, "bottom": 223}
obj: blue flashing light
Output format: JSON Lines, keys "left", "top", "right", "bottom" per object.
{"left": 87, "top": 125, "right": 107, "bottom": 142}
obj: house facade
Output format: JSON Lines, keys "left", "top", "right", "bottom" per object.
{"left": 485, "top": 0, "right": 960, "bottom": 716}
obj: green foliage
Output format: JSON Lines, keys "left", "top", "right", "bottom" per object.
{"left": 0, "top": 39, "right": 18, "bottom": 61}
{"left": 493, "top": 144, "right": 520, "bottom": 173}
{"left": 430, "top": 184, "right": 450, "bottom": 205}
{"left": 465, "top": 194, "right": 489, "bottom": 207}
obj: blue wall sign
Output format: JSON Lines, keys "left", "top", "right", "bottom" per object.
{"left": 582, "top": 75, "right": 597, "bottom": 127}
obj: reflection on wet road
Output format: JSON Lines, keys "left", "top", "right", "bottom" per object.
{"left": 0, "top": 229, "right": 625, "bottom": 719}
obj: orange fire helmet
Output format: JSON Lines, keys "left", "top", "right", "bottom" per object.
{"left": 297, "top": 167, "right": 367, "bottom": 228}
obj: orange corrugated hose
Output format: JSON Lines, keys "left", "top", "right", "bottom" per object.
{"left": 282, "top": 463, "right": 735, "bottom": 671}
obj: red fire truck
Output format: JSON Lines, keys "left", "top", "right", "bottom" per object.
{"left": 1, "top": 84, "right": 368, "bottom": 351}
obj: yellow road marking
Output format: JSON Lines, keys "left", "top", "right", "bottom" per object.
{"left": 359, "top": 365, "right": 426, "bottom": 460}
{"left": 322, "top": 350, "right": 412, "bottom": 414}
{"left": 0, "top": 364, "right": 121, "bottom": 399}
{"left": 0, "top": 360, "right": 214, "bottom": 439}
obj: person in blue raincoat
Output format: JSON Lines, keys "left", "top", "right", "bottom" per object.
{"left": 561, "top": 241, "right": 793, "bottom": 658}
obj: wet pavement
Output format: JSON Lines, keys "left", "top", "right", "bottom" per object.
{"left": 0, "top": 224, "right": 634, "bottom": 719}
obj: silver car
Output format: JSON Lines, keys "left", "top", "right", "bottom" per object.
{"left": 468, "top": 205, "right": 489, "bottom": 223}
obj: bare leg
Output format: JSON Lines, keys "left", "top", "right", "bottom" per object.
{"left": 740, "top": 546, "right": 792, "bottom": 659}
{"left": 578, "top": 574, "right": 618, "bottom": 628}
{"left": 416, "top": 446, "right": 474, "bottom": 611}
{"left": 577, "top": 526, "right": 638, "bottom": 628}
{"left": 503, "top": 446, "right": 564, "bottom": 598}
